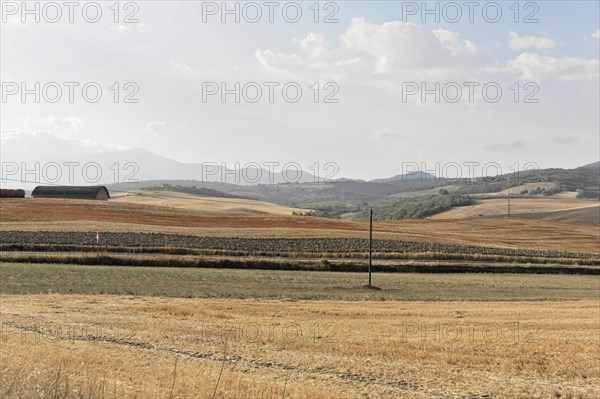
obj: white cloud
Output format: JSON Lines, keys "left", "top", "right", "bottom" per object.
{"left": 110, "top": 23, "right": 145, "bottom": 34}
{"left": 144, "top": 121, "right": 167, "bottom": 135}
{"left": 255, "top": 18, "right": 493, "bottom": 80}
{"left": 16, "top": 116, "right": 82, "bottom": 133}
{"left": 505, "top": 53, "right": 599, "bottom": 81}
{"left": 340, "top": 18, "right": 428, "bottom": 73}
{"left": 372, "top": 129, "right": 399, "bottom": 139}
{"left": 170, "top": 60, "right": 196, "bottom": 75}
{"left": 255, "top": 49, "right": 303, "bottom": 73}
{"left": 509, "top": 32, "right": 556, "bottom": 50}
{"left": 592, "top": 29, "right": 600, "bottom": 40}
{"left": 292, "top": 32, "right": 330, "bottom": 60}
{"left": 433, "top": 28, "right": 478, "bottom": 56}
{"left": 42, "top": 116, "right": 81, "bottom": 132}
{"left": 2, "top": 4, "right": 597, "bottom": 180}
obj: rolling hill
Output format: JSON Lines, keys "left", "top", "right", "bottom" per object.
{"left": 430, "top": 197, "right": 599, "bottom": 221}
{"left": 104, "top": 160, "right": 598, "bottom": 223}
{"left": 112, "top": 190, "right": 305, "bottom": 216}
{"left": 4, "top": 143, "right": 597, "bottom": 223}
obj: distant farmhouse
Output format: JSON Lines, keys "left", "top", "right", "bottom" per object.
{"left": 32, "top": 186, "right": 110, "bottom": 200}
{"left": 0, "top": 189, "right": 25, "bottom": 198}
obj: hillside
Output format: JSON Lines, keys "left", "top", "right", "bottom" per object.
{"left": 352, "top": 195, "right": 473, "bottom": 221}
{"left": 103, "top": 161, "right": 600, "bottom": 222}
{"left": 514, "top": 206, "right": 600, "bottom": 224}
{"left": 111, "top": 190, "right": 304, "bottom": 216}
{"left": 140, "top": 183, "right": 249, "bottom": 199}
{"left": 453, "top": 165, "right": 599, "bottom": 199}
{"left": 431, "top": 197, "right": 599, "bottom": 221}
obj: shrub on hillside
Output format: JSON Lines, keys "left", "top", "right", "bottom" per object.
{"left": 354, "top": 194, "right": 473, "bottom": 221}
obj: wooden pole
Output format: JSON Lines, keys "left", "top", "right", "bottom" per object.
{"left": 507, "top": 185, "right": 511, "bottom": 218}
{"left": 368, "top": 209, "right": 373, "bottom": 287}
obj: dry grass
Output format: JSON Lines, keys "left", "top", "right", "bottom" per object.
{"left": 1, "top": 295, "right": 598, "bottom": 398}
{"left": 473, "top": 182, "right": 558, "bottom": 196}
{"left": 112, "top": 190, "right": 305, "bottom": 216}
{"left": 431, "top": 197, "right": 598, "bottom": 219}
{"left": 1, "top": 199, "right": 599, "bottom": 254}
{"left": 553, "top": 192, "right": 579, "bottom": 199}
{"left": 3, "top": 263, "right": 598, "bottom": 299}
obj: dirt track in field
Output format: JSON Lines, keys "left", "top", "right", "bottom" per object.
{"left": 1, "top": 198, "right": 599, "bottom": 254}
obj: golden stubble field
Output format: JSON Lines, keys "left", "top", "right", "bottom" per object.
{"left": 1, "top": 295, "right": 598, "bottom": 399}
{"left": 431, "top": 197, "right": 599, "bottom": 219}
{"left": 111, "top": 191, "right": 306, "bottom": 216}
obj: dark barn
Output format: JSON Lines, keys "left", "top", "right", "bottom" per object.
{"left": 0, "top": 189, "right": 26, "bottom": 198}
{"left": 32, "top": 186, "right": 110, "bottom": 200}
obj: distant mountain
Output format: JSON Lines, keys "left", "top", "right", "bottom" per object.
{"left": 3, "top": 134, "right": 598, "bottom": 210}
{"left": 1, "top": 147, "right": 323, "bottom": 188}
{"left": 85, "top": 148, "right": 325, "bottom": 185}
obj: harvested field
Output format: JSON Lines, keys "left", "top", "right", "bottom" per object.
{"left": 1, "top": 199, "right": 599, "bottom": 254}
{"left": 2, "top": 198, "right": 599, "bottom": 398}
{"left": 2, "top": 230, "right": 600, "bottom": 275}
{"left": 1, "top": 295, "right": 598, "bottom": 398}
{"left": 112, "top": 190, "right": 305, "bottom": 215}
{"left": 1, "top": 231, "right": 594, "bottom": 259}
{"left": 431, "top": 197, "right": 598, "bottom": 219}
{"left": 513, "top": 206, "right": 600, "bottom": 224}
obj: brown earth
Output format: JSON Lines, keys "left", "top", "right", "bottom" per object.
{"left": 1, "top": 198, "right": 599, "bottom": 254}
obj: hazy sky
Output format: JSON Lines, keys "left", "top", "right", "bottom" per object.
{"left": 1, "top": 1, "right": 599, "bottom": 181}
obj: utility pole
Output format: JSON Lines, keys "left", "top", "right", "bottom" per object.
{"left": 507, "top": 185, "right": 511, "bottom": 218}
{"left": 368, "top": 209, "right": 373, "bottom": 287}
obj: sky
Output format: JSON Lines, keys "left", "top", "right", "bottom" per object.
{"left": 1, "top": 0, "right": 599, "bottom": 183}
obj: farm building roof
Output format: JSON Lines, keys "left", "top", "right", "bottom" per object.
{"left": 31, "top": 185, "right": 110, "bottom": 199}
